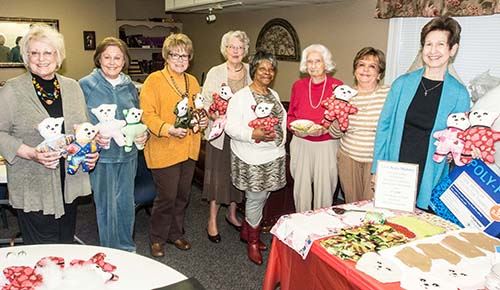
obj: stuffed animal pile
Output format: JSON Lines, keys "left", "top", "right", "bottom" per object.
{"left": 432, "top": 113, "right": 470, "bottom": 166}
{"left": 35, "top": 117, "right": 74, "bottom": 155}
{"left": 121, "top": 108, "right": 147, "bottom": 152}
{"left": 66, "top": 122, "right": 99, "bottom": 175}
{"left": 321, "top": 84, "right": 358, "bottom": 131}
{"left": 458, "top": 110, "right": 500, "bottom": 165}
{"left": 1, "top": 253, "right": 118, "bottom": 290}
{"left": 248, "top": 101, "right": 279, "bottom": 143}
{"left": 208, "top": 84, "right": 233, "bottom": 141}
{"left": 91, "top": 104, "right": 126, "bottom": 149}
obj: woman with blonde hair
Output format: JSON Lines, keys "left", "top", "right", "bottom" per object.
{"left": 202, "top": 30, "right": 251, "bottom": 243}
{"left": 140, "top": 33, "right": 207, "bottom": 257}
{"left": 0, "top": 24, "right": 98, "bottom": 244}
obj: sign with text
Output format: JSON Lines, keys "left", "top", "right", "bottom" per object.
{"left": 430, "top": 159, "right": 500, "bottom": 237}
{"left": 374, "top": 161, "right": 419, "bottom": 212}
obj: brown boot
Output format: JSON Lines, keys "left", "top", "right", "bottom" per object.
{"left": 247, "top": 224, "right": 263, "bottom": 265}
{"left": 240, "top": 220, "right": 267, "bottom": 251}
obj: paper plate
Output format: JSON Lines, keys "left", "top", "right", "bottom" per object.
{"left": 290, "top": 119, "right": 314, "bottom": 132}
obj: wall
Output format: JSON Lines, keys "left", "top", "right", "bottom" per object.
{"left": 0, "top": 0, "right": 116, "bottom": 82}
{"left": 174, "top": 0, "right": 389, "bottom": 99}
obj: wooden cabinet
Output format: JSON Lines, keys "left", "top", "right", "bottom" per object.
{"left": 117, "top": 20, "right": 182, "bottom": 82}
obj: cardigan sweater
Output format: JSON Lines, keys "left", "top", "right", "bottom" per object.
{"left": 0, "top": 72, "right": 91, "bottom": 218}
{"left": 225, "top": 86, "right": 286, "bottom": 165}
{"left": 79, "top": 68, "right": 139, "bottom": 163}
{"left": 202, "top": 62, "right": 252, "bottom": 150}
{"left": 287, "top": 76, "right": 343, "bottom": 142}
{"left": 371, "top": 68, "right": 470, "bottom": 209}
{"left": 139, "top": 68, "right": 201, "bottom": 169}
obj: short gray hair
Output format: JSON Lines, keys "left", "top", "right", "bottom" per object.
{"left": 0, "top": 34, "right": 5, "bottom": 45}
{"left": 20, "top": 24, "right": 65, "bottom": 70}
{"left": 299, "top": 44, "right": 335, "bottom": 73}
{"left": 220, "top": 30, "right": 250, "bottom": 59}
{"left": 249, "top": 50, "right": 277, "bottom": 79}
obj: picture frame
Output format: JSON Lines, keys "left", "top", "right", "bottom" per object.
{"left": 83, "top": 31, "right": 96, "bottom": 50}
{"left": 256, "top": 18, "right": 300, "bottom": 62}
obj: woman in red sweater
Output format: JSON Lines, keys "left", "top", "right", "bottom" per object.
{"left": 287, "top": 44, "right": 343, "bottom": 212}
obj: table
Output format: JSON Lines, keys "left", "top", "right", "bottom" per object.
{"left": 263, "top": 236, "right": 401, "bottom": 290}
{"left": 0, "top": 163, "right": 6, "bottom": 183}
{"left": 0, "top": 244, "right": 187, "bottom": 289}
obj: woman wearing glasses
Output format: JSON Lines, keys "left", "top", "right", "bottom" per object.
{"left": 202, "top": 31, "right": 251, "bottom": 243}
{"left": 140, "top": 33, "right": 207, "bottom": 257}
{"left": 0, "top": 24, "right": 99, "bottom": 244}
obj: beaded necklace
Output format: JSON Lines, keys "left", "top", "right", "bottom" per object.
{"left": 308, "top": 77, "right": 327, "bottom": 109}
{"left": 162, "top": 67, "right": 189, "bottom": 99}
{"left": 32, "top": 76, "right": 60, "bottom": 105}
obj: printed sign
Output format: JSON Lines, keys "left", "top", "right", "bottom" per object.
{"left": 374, "top": 161, "right": 419, "bottom": 212}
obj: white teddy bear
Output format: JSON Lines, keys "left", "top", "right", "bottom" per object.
{"left": 91, "top": 104, "right": 126, "bottom": 148}
{"left": 173, "top": 96, "right": 192, "bottom": 129}
{"left": 121, "top": 108, "right": 147, "bottom": 152}
{"left": 36, "top": 117, "right": 74, "bottom": 155}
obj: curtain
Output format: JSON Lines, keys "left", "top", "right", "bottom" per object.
{"left": 375, "top": 0, "right": 500, "bottom": 18}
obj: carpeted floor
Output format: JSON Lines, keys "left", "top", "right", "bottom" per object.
{"left": 0, "top": 185, "right": 273, "bottom": 290}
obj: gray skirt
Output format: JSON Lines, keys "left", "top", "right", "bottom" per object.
{"left": 231, "top": 153, "right": 286, "bottom": 193}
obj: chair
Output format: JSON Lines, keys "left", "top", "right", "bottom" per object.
{"left": 134, "top": 151, "right": 157, "bottom": 215}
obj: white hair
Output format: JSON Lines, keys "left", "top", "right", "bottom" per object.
{"left": 220, "top": 30, "right": 250, "bottom": 59}
{"left": 20, "top": 24, "right": 65, "bottom": 70}
{"left": 299, "top": 44, "right": 335, "bottom": 73}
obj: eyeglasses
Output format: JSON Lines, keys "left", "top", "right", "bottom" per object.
{"left": 28, "top": 50, "right": 56, "bottom": 59}
{"left": 226, "top": 45, "right": 245, "bottom": 51}
{"left": 168, "top": 53, "right": 190, "bottom": 61}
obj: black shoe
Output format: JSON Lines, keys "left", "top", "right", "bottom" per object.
{"left": 206, "top": 229, "right": 221, "bottom": 243}
{"left": 225, "top": 216, "right": 242, "bottom": 232}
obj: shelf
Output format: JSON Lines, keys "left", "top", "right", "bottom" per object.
{"left": 117, "top": 20, "right": 182, "bottom": 30}
{"left": 128, "top": 47, "right": 162, "bottom": 51}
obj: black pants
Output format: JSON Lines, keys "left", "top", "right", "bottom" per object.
{"left": 17, "top": 202, "right": 77, "bottom": 244}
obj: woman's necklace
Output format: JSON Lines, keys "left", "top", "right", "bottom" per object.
{"left": 228, "top": 63, "right": 244, "bottom": 73}
{"left": 162, "top": 68, "right": 189, "bottom": 98}
{"left": 250, "top": 83, "right": 268, "bottom": 95}
{"left": 308, "top": 77, "right": 327, "bottom": 109}
{"left": 32, "top": 76, "right": 60, "bottom": 105}
{"left": 420, "top": 79, "right": 442, "bottom": 96}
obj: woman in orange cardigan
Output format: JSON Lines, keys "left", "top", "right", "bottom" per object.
{"left": 140, "top": 33, "right": 207, "bottom": 257}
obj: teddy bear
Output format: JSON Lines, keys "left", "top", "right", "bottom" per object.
{"left": 189, "top": 93, "right": 208, "bottom": 134}
{"left": 91, "top": 104, "right": 126, "bottom": 149}
{"left": 173, "top": 96, "right": 192, "bottom": 129}
{"left": 458, "top": 110, "right": 500, "bottom": 165}
{"left": 321, "top": 84, "right": 358, "bottom": 131}
{"left": 121, "top": 108, "right": 147, "bottom": 152}
{"left": 248, "top": 101, "right": 279, "bottom": 143}
{"left": 432, "top": 112, "right": 470, "bottom": 166}
{"left": 207, "top": 84, "right": 234, "bottom": 141}
{"left": 66, "top": 122, "right": 99, "bottom": 175}
{"left": 35, "top": 117, "right": 74, "bottom": 155}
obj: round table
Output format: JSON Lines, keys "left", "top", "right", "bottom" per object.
{"left": 0, "top": 244, "right": 187, "bottom": 289}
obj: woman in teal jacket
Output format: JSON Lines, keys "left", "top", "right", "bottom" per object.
{"left": 371, "top": 16, "right": 470, "bottom": 210}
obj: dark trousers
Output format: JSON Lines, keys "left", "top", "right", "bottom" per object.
{"left": 17, "top": 202, "right": 77, "bottom": 244}
{"left": 150, "top": 159, "right": 195, "bottom": 244}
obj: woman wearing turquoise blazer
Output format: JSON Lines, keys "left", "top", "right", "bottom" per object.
{"left": 371, "top": 16, "right": 470, "bottom": 210}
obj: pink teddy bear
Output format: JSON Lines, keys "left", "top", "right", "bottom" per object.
{"left": 321, "top": 85, "right": 358, "bottom": 131}
{"left": 432, "top": 112, "right": 470, "bottom": 166}
{"left": 458, "top": 110, "right": 500, "bottom": 165}
{"left": 248, "top": 101, "right": 279, "bottom": 143}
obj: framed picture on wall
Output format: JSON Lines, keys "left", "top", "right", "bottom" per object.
{"left": 256, "top": 18, "right": 300, "bottom": 62}
{"left": 83, "top": 31, "right": 96, "bottom": 50}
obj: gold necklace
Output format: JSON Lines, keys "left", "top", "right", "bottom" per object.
{"left": 162, "top": 68, "right": 189, "bottom": 98}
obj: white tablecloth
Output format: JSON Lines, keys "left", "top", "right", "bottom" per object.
{"left": 0, "top": 244, "right": 187, "bottom": 290}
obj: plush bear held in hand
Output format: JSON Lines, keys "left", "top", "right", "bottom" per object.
{"left": 207, "top": 84, "right": 233, "bottom": 141}
{"left": 173, "top": 96, "right": 192, "bottom": 129}
{"left": 91, "top": 104, "right": 126, "bottom": 149}
{"left": 35, "top": 117, "right": 74, "bottom": 155}
{"left": 432, "top": 112, "right": 470, "bottom": 166}
{"left": 248, "top": 101, "right": 279, "bottom": 143}
{"left": 458, "top": 110, "right": 500, "bottom": 165}
{"left": 121, "top": 108, "right": 147, "bottom": 152}
{"left": 189, "top": 93, "right": 208, "bottom": 134}
{"left": 66, "top": 122, "right": 99, "bottom": 175}
{"left": 321, "top": 84, "right": 358, "bottom": 131}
